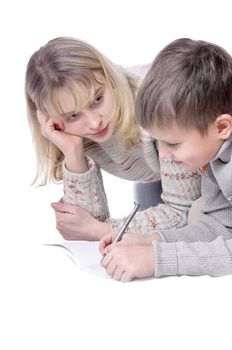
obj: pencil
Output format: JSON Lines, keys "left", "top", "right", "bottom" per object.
{"left": 112, "top": 202, "right": 140, "bottom": 243}
{"left": 100, "top": 202, "right": 140, "bottom": 264}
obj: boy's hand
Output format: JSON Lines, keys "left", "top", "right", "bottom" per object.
{"left": 119, "top": 232, "right": 160, "bottom": 246}
{"left": 99, "top": 232, "right": 115, "bottom": 256}
{"left": 101, "top": 245, "right": 155, "bottom": 282}
{"left": 99, "top": 232, "right": 160, "bottom": 256}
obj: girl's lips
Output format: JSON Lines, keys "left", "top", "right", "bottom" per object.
{"left": 92, "top": 126, "right": 108, "bottom": 137}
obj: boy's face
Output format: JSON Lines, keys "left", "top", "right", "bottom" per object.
{"left": 149, "top": 122, "right": 224, "bottom": 170}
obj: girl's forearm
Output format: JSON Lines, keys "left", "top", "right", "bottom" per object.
{"left": 64, "top": 148, "right": 88, "bottom": 173}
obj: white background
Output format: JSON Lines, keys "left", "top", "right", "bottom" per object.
{"left": 1, "top": 1, "right": 232, "bottom": 349}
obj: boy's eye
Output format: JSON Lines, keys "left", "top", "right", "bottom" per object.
{"left": 167, "top": 143, "right": 179, "bottom": 148}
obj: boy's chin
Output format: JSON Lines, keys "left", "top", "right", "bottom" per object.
{"left": 181, "top": 163, "right": 199, "bottom": 171}
{"left": 172, "top": 160, "right": 198, "bottom": 171}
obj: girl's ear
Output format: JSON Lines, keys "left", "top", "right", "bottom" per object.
{"left": 215, "top": 114, "right": 232, "bottom": 140}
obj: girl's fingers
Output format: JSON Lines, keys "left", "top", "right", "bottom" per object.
{"left": 37, "top": 110, "right": 63, "bottom": 131}
{"left": 51, "top": 202, "right": 75, "bottom": 214}
{"left": 54, "top": 120, "right": 64, "bottom": 131}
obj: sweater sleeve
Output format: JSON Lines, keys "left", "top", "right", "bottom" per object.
{"left": 109, "top": 160, "right": 201, "bottom": 233}
{"left": 153, "top": 234, "right": 232, "bottom": 277}
{"left": 157, "top": 213, "right": 232, "bottom": 243}
{"left": 63, "top": 157, "right": 110, "bottom": 221}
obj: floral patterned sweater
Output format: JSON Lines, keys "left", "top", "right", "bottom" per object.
{"left": 63, "top": 129, "right": 201, "bottom": 234}
{"left": 62, "top": 64, "right": 201, "bottom": 234}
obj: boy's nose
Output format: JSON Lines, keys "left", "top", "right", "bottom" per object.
{"left": 158, "top": 143, "right": 172, "bottom": 159}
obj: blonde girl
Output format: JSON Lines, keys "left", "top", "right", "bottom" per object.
{"left": 25, "top": 37, "right": 201, "bottom": 240}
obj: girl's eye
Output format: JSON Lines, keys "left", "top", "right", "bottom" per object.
{"left": 91, "top": 94, "right": 103, "bottom": 106}
{"left": 67, "top": 113, "right": 80, "bottom": 122}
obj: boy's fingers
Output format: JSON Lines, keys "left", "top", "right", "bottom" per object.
{"left": 99, "top": 241, "right": 107, "bottom": 255}
{"left": 104, "top": 243, "right": 115, "bottom": 254}
{"left": 101, "top": 250, "right": 113, "bottom": 267}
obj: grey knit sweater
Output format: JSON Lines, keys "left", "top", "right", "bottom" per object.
{"left": 154, "top": 135, "right": 232, "bottom": 277}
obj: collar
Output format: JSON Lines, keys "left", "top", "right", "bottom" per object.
{"left": 211, "top": 134, "right": 232, "bottom": 163}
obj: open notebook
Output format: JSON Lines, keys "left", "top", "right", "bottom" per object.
{"left": 44, "top": 241, "right": 109, "bottom": 278}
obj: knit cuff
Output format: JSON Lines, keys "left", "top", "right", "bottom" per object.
{"left": 152, "top": 241, "right": 178, "bottom": 277}
{"left": 63, "top": 157, "right": 96, "bottom": 183}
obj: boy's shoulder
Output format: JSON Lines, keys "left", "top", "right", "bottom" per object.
{"left": 209, "top": 137, "right": 232, "bottom": 203}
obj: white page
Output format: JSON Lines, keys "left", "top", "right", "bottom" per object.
{"left": 44, "top": 241, "right": 109, "bottom": 279}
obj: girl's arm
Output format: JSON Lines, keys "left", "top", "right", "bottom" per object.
{"left": 56, "top": 159, "right": 201, "bottom": 240}
{"left": 63, "top": 157, "right": 110, "bottom": 221}
{"left": 37, "top": 111, "right": 110, "bottom": 220}
{"left": 108, "top": 159, "right": 201, "bottom": 234}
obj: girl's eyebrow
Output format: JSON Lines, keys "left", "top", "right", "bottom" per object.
{"left": 95, "top": 86, "right": 104, "bottom": 94}
{"left": 62, "top": 110, "right": 77, "bottom": 118}
{"left": 61, "top": 86, "right": 105, "bottom": 117}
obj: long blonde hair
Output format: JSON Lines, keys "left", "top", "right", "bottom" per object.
{"left": 25, "top": 37, "right": 140, "bottom": 185}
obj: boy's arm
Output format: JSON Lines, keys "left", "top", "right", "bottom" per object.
{"left": 157, "top": 213, "right": 231, "bottom": 243}
{"left": 153, "top": 234, "right": 232, "bottom": 277}
{"left": 155, "top": 171, "right": 232, "bottom": 243}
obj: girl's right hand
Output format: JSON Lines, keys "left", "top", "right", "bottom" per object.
{"left": 37, "top": 110, "right": 88, "bottom": 173}
{"left": 37, "top": 110, "right": 83, "bottom": 156}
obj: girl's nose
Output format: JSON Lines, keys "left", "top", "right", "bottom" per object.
{"left": 86, "top": 111, "right": 102, "bottom": 130}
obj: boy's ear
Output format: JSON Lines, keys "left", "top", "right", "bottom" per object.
{"left": 215, "top": 114, "right": 232, "bottom": 139}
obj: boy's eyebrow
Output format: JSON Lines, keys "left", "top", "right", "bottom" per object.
{"left": 158, "top": 138, "right": 180, "bottom": 144}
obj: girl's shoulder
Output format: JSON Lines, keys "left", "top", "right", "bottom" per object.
{"left": 138, "top": 127, "right": 155, "bottom": 143}
{"left": 123, "top": 64, "right": 151, "bottom": 96}
{"left": 124, "top": 64, "right": 151, "bottom": 80}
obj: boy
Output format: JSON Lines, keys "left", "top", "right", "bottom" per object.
{"left": 100, "top": 38, "right": 232, "bottom": 281}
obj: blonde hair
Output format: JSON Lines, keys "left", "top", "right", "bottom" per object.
{"left": 25, "top": 37, "right": 140, "bottom": 185}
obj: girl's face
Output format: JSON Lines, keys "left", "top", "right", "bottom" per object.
{"left": 53, "top": 79, "right": 117, "bottom": 143}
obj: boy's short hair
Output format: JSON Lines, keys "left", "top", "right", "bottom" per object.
{"left": 136, "top": 38, "right": 232, "bottom": 133}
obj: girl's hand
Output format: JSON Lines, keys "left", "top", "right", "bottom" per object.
{"left": 37, "top": 110, "right": 83, "bottom": 155}
{"left": 51, "top": 201, "right": 111, "bottom": 241}
{"left": 101, "top": 245, "right": 155, "bottom": 282}
{"left": 37, "top": 110, "right": 87, "bottom": 172}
